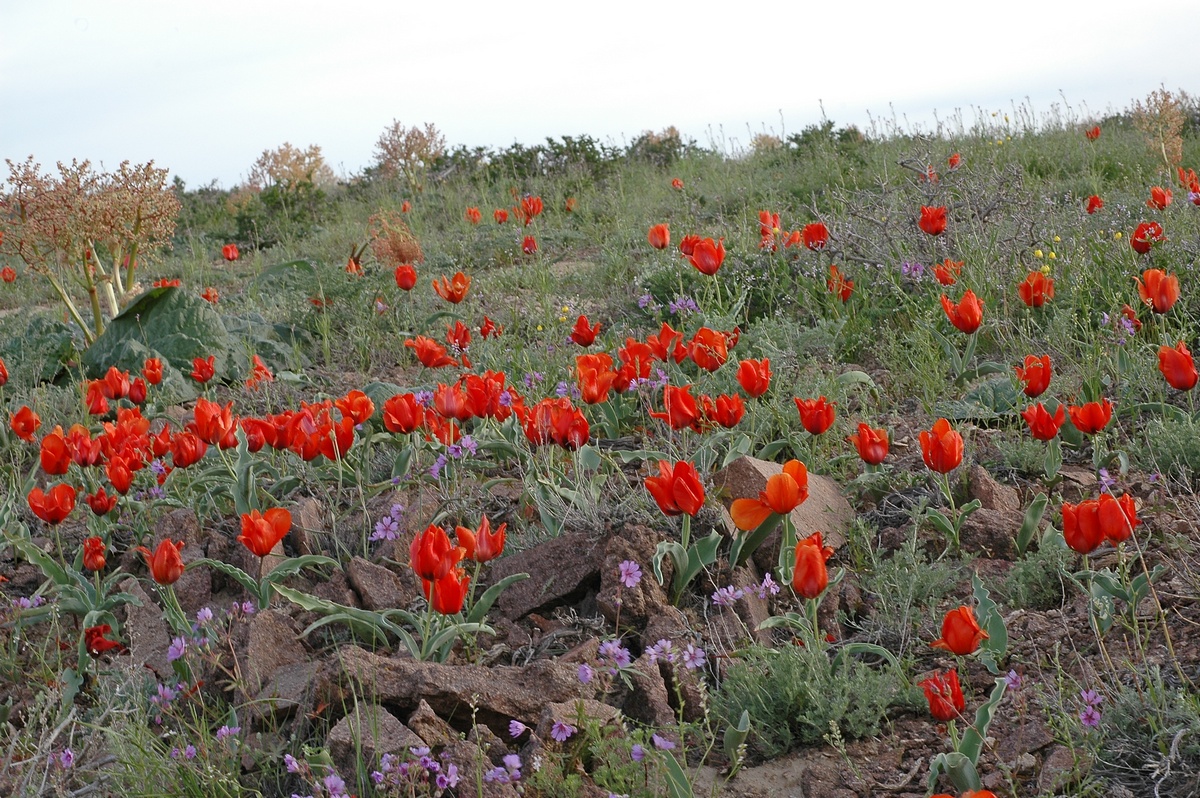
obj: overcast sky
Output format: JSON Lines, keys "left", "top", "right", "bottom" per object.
{"left": 3, "top": 1, "right": 1198, "bottom": 188}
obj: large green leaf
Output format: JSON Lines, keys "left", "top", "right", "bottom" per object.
{"left": 83, "top": 286, "right": 234, "bottom": 384}
{"left": 0, "top": 316, "right": 84, "bottom": 383}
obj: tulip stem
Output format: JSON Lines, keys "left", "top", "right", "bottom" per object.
{"left": 680, "top": 513, "right": 691, "bottom": 551}
{"left": 778, "top": 514, "right": 797, "bottom": 585}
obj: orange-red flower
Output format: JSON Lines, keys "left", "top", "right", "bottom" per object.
{"left": 1135, "top": 268, "right": 1180, "bottom": 313}
{"left": 701, "top": 393, "right": 745, "bottom": 428}
{"left": 106, "top": 455, "right": 135, "bottom": 495}
{"left": 1017, "top": 272, "right": 1054, "bottom": 308}
{"left": 947, "top": 153, "right": 962, "bottom": 169}
{"left": 688, "top": 327, "right": 730, "bottom": 371}
{"left": 565, "top": 197, "right": 577, "bottom": 213}
{"left": 940, "top": 290, "right": 983, "bottom": 334}
{"left": 39, "top": 427, "right": 71, "bottom": 475}
{"left": 688, "top": 237, "right": 726, "bottom": 276}
{"left": 678, "top": 234, "right": 701, "bottom": 257}
{"left": 920, "top": 418, "right": 963, "bottom": 473}
{"left": 83, "top": 536, "right": 107, "bottom": 571}
{"left": 1159, "top": 341, "right": 1198, "bottom": 391}
{"left": 1147, "top": 186, "right": 1172, "bottom": 210}
{"left": 792, "top": 531, "right": 834, "bottom": 599}
{"left": 646, "top": 322, "right": 686, "bottom": 364}
{"left": 1067, "top": 398, "right": 1112, "bottom": 435}
{"left": 1061, "top": 499, "right": 1103, "bottom": 554}
{"left": 1014, "top": 355, "right": 1052, "bottom": 398}
{"left": 85, "top": 380, "right": 110, "bottom": 416}
{"left": 336, "top": 389, "right": 376, "bottom": 425}
{"left": 129, "top": 377, "right": 147, "bottom": 404}
{"left": 1085, "top": 125, "right": 1101, "bottom": 141}
{"left": 1022, "top": 402, "right": 1066, "bottom": 441}
{"left": 85, "top": 487, "right": 118, "bottom": 516}
{"left": 648, "top": 223, "right": 670, "bottom": 250}
{"left": 920, "top": 669, "right": 965, "bottom": 721}
{"left": 428, "top": 568, "right": 470, "bottom": 615}
{"left": 730, "top": 459, "right": 809, "bottom": 530}
{"left": 671, "top": 177, "right": 684, "bottom": 190}
{"left": 933, "top": 258, "right": 962, "bottom": 286}
{"left": 848, "top": 423, "right": 889, "bottom": 465}
{"left": 0, "top": 266, "right": 15, "bottom": 283}
{"left": 191, "top": 355, "right": 216, "bottom": 384}
{"left": 10, "top": 405, "right": 40, "bottom": 442}
{"left": 405, "top": 336, "right": 459, "bottom": 369}
{"left": 222, "top": 243, "right": 239, "bottom": 262}
{"left": 570, "top": 315, "right": 601, "bottom": 346}
{"left": 28, "top": 484, "right": 76, "bottom": 524}
{"left": 576, "top": 353, "right": 618, "bottom": 404}
{"left": 190, "top": 397, "right": 235, "bottom": 446}
{"left": 918, "top": 206, "right": 948, "bottom": 236}
{"left": 143, "top": 357, "right": 163, "bottom": 385}
{"left": 383, "top": 393, "right": 423, "bottom": 434}
{"left": 433, "top": 271, "right": 471, "bottom": 303}
{"left": 395, "top": 263, "right": 417, "bottom": 291}
{"left": 517, "top": 195, "right": 543, "bottom": 225}
{"left": 239, "top": 508, "right": 292, "bottom": 557}
{"left": 84, "top": 624, "right": 126, "bottom": 657}
{"left": 827, "top": 264, "right": 853, "bottom": 302}
{"left": 736, "top": 358, "right": 772, "bottom": 398}
{"left": 801, "top": 222, "right": 829, "bottom": 250}
{"left": 171, "top": 430, "right": 209, "bottom": 468}
{"left": 401, "top": 200, "right": 411, "bottom": 213}
{"left": 517, "top": 397, "right": 590, "bottom": 450}
{"left": 1098, "top": 492, "right": 1139, "bottom": 544}
{"left": 794, "top": 397, "right": 835, "bottom": 435}
{"left": 493, "top": 208, "right": 509, "bottom": 224}
{"left": 644, "top": 460, "right": 706, "bottom": 517}
{"left": 0, "top": 357, "right": 6, "bottom": 387}
{"left": 479, "top": 316, "right": 500, "bottom": 339}
{"left": 409, "top": 524, "right": 465, "bottom": 581}
{"left": 931, "top": 605, "right": 988, "bottom": 655}
{"left": 457, "top": 515, "right": 507, "bottom": 563}
{"left": 650, "top": 384, "right": 701, "bottom": 431}
{"left": 1131, "top": 221, "right": 1165, "bottom": 255}
{"left": 522, "top": 236, "right": 538, "bottom": 255}
{"left": 465, "top": 206, "right": 482, "bottom": 224}
{"left": 137, "top": 538, "right": 185, "bottom": 585}
{"left": 201, "top": 286, "right": 219, "bottom": 304}
{"left": 1086, "top": 195, "right": 1104, "bottom": 214}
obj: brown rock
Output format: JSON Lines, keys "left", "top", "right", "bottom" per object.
{"left": 444, "top": 740, "right": 520, "bottom": 797}
{"left": 968, "top": 465, "right": 1021, "bottom": 515}
{"left": 252, "top": 661, "right": 319, "bottom": 723}
{"left": 311, "top": 569, "right": 360, "bottom": 607}
{"left": 996, "top": 719, "right": 1055, "bottom": 763}
{"left": 713, "top": 456, "right": 853, "bottom": 573}
{"left": 328, "top": 704, "right": 424, "bottom": 775}
{"left": 1037, "top": 744, "right": 1089, "bottom": 794}
{"left": 488, "top": 529, "right": 603, "bottom": 621}
{"left": 292, "top": 496, "right": 326, "bottom": 556}
{"left": 534, "top": 699, "right": 621, "bottom": 743}
{"left": 1059, "top": 466, "right": 1099, "bottom": 503}
{"left": 348, "top": 556, "right": 414, "bottom": 610}
{"left": 623, "top": 651, "right": 676, "bottom": 728}
{"left": 731, "top": 564, "right": 774, "bottom": 646}
{"left": 408, "top": 699, "right": 459, "bottom": 747}
{"left": 158, "top": 510, "right": 210, "bottom": 614}
{"left": 957, "top": 507, "right": 1020, "bottom": 559}
{"left": 468, "top": 723, "right": 510, "bottom": 766}
{"left": 332, "top": 646, "right": 592, "bottom": 734}
{"left": 244, "top": 610, "right": 307, "bottom": 695}
{"left": 597, "top": 524, "right": 671, "bottom": 627}
{"left": 119, "top": 578, "right": 172, "bottom": 678}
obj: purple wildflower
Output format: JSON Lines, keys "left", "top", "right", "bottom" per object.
{"left": 682, "top": 643, "right": 707, "bottom": 670}
{"left": 550, "top": 721, "right": 576, "bottom": 742}
{"left": 630, "top": 744, "right": 645, "bottom": 762}
{"left": 195, "top": 607, "right": 213, "bottom": 624}
{"left": 58, "top": 748, "right": 75, "bottom": 768}
{"left": 509, "top": 720, "right": 528, "bottom": 738}
{"left": 167, "top": 637, "right": 186, "bottom": 662}
{"left": 1080, "top": 689, "right": 1104, "bottom": 707}
{"left": 285, "top": 754, "right": 301, "bottom": 773}
{"left": 712, "top": 586, "right": 744, "bottom": 607}
{"left": 578, "top": 663, "right": 594, "bottom": 684}
{"left": 371, "top": 515, "right": 401, "bottom": 542}
{"left": 183, "top": 745, "right": 196, "bottom": 759}
{"left": 618, "top": 560, "right": 643, "bottom": 589}
{"left": 216, "top": 724, "right": 240, "bottom": 740}
{"left": 652, "top": 733, "right": 676, "bottom": 750}
{"left": 1004, "top": 670, "right": 1023, "bottom": 691}
{"left": 1080, "top": 706, "right": 1101, "bottom": 728}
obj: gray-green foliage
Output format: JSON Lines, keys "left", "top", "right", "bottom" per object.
{"left": 713, "top": 642, "right": 912, "bottom": 758}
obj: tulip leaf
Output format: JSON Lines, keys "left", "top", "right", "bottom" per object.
{"left": 1015, "top": 493, "right": 1049, "bottom": 557}
{"left": 661, "top": 751, "right": 695, "bottom": 798}
{"left": 272, "top": 584, "right": 419, "bottom": 653}
{"left": 925, "top": 509, "right": 956, "bottom": 540}
{"left": 729, "top": 513, "right": 784, "bottom": 569}
{"left": 927, "top": 751, "right": 981, "bottom": 793}
{"left": 4, "top": 531, "right": 73, "bottom": 589}
{"left": 261, "top": 555, "right": 339, "bottom": 587}
{"left": 959, "top": 677, "right": 1007, "bottom": 765}
{"left": 614, "top": 449, "right": 670, "bottom": 464}
{"left": 756, "top": 611, "right": 807, "bottom": 632}
{"left": 190, "top": 557, "right": 264, "bottom": 606}
{"left": 972, "top": 572, "right": 1008, "bottom": 673}
{"left": 467, "top": 573, "right": 529, "bottom": 625}
{"left": 723, "top": 710, "right": 751, "bottom": 777}
{"left": 1043, "top": 436, "right": 1063, "bottom": 482}
{"left": 392, "top": 447, "right": 414, "bottom": 479}
{"left": 1122, "top": 401, "right": 1192, "bottom": 423}
{"left": 831, "top": 642, "right": 902, "bottom": 674}
{"left": 834, "top": 370, "right": 878, "bottom": 392}
{"left": 756, "top": 438, "right": 790, "bottom": 460}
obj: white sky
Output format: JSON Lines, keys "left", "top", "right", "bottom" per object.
{"left": 3, "top": 0, "right": 1198, "bottom": 188}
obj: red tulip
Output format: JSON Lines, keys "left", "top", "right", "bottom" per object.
{"left": 84, "top": 624, "right": 127, "bottom": 657}
{"left": 143, "top": 357, "right": 163, "bottom": 385}
{"left": 428, "top": 568, "right": 470, "bottom": 615}
{"left": 801, "top": 222, "right": 828, "bottom": 250}
{"left": 517, "top": 195, "right": 543, "bottom": 225}
{"left": 1131, "top": 222, "right": 1165, "bottom": 255}
{"left": 28, "top": 484, "right": 76, "bottom": 524}
{"left": 671, "top": 178, "right": 684, "bottom": 190}
{"left": 395, "top": 263, "right": 417, "bottom": 291}
{"left": 401, "top": 200, "right": 411, "bottom": 213}
{"left": 826, "top": 264, "right": 853, "bottom": 302}
{"left": 678, "top": 234, "right": 701, "bottom": 257}
{"left": 702, "top": 393, "right": 745, "bottom": 428}
{"left": 920, "top": 418, "right": 964, "bottom": 473}
{"left": 457, "top": 515, "right": 506, "bottom": 563}
{"left": 947, "top": 153, "right": 962, "bottom": 169}
{"left": 918, "top": 206, "right": 948, "bottom": 236}
{"left": 920, "top": 669, "right": 965, "bottom": 721}
{"left": 0, "top": 357, "right": 6, "bottom": 386}
{"left": 940, "top": 290, "right": 983, "bottom": 334}
{"left": 465, "top": 206, "right": 482, "bottom": 224}
{"left": 688, "top": 327, "right": 730, "bottom": 372}
{"left": 735, "top": 358, "right": 771, "bottom": 398}
{"left": 931, "top": 605, "right": 988, "bottom": 655}
{"left": 40, "top": 426, "right": 71, "bottom": 475}
{"left": 730, "top": 460, "right": 809, "bottom": 530}
{"left": 644, "top": 460, "right": 705, "bottom": 517}
{"left": 432, "top": 272, "right": 471, "bottom": 303}
{"left": 191, "top": 355, "right": 216, "bottom": 384}
{"left": 522, "top": 236, "right": 538, "bottom": 255}
{"left": 688, "top": 237, "right": 725, "bottom": 276}
{"left": 570, "top": 315, "right": 601, "bottom": 347}
{"left": 10, "top": 405, "right": 41, "bottom": 442}
{"left": 1061, "top": 499, "right": 1103, "bottom": 554}
{"left": 1159, "top": 341, "right": 1198, "bottom": 391}
{"left": 239, "top": 508, "right": 292, "bottom": 558}
{"left": 1085, "top": 195, "right": 1104, "bottom": 214}
{"left": 410, "top": 524, "right": 465, "bottom": 581}
{"left": 1017, "top": 271, "right": 1054, "bottom": 307}
{"left": 336, "top": 389, "right": 376, "bottom": 425}
{"left": 847, "top": 423, "right": 889, "bottom": 465}
{"left": 86, "top": 487, "right": 119, "bottom": 516}
{"left": 0, "top": 266, "right": 16, "bottom": 283}
{"left": 1147, "top": 186, "right": 1172, "bottom": 210}
{"left": 794, "top": 396, "right": 835, "bottom": 435}
{"left": 1022, "top": 402, "right": 1066, "bottom": 441}
{"left": 1014, "top": 355, "right": 1052, "bottom": 398}
{"left": 1098, "top": 492, "right": 1139, "bottom": 544}
{"left": 136, "top": 538, "right": 185, "bottom": 585}
{"left": 222, "top": 243, "right": 239, "bottom": 262}
{"left": 1135, "top": 268, "right": 1180, "bottom": 313}
{"left": 171, "top": 430, "right": 209, "bottom": 468}
{"left": 649, "top": 384, "right": 701, "bottom": 431}
{"left": 648, "top": 223, "right": 670, "bottom": 250}
{"left": 493, "top": 208, "right": 509, "bottom": 224}
{"left": 405, "top": 336, "right": 459, "bottom": 369}
{"left": 792, "top": 531, "right": 834, "bottom": 599}
{"left": 1084, "top": 125, "right": 1101, "bottom": 141}
{"left": 83, "top": 536, "right": 107, "bottom": 571}
{"left": 1067, "top": 398, "right": 1112, "bottom": 435}
{"left": 383, "top": 393, "right": 423, "bottom": 434}
{"left": 575, "top": 353, "right": 617, "bottom": 404}
{"left": 933, "top": 258, "right": 962, "bottom": 286}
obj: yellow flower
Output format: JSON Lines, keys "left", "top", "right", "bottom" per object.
{"left": 1048, "top": 251, "right": 1056, "bottom": 260}
{"left": 1040, "top": 264, "right": 1051, "bottom": 275}
{"left": 1034, "top": 249, "right": 1044, "bottom": 258}
{"left": 536, "top": 324, "right": 543, "bottom": 331}
{"left": 1115, "top": 232, "right": 1123, "bottom": 239}
{"left": 559, "top": 315, "right": 567, "bottom": 322}
{"left": 560, "top": 305, "right": 569, "bottom": 313}
{"left": 1053, "top": 235, "right": 1061, "bottom": 242}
